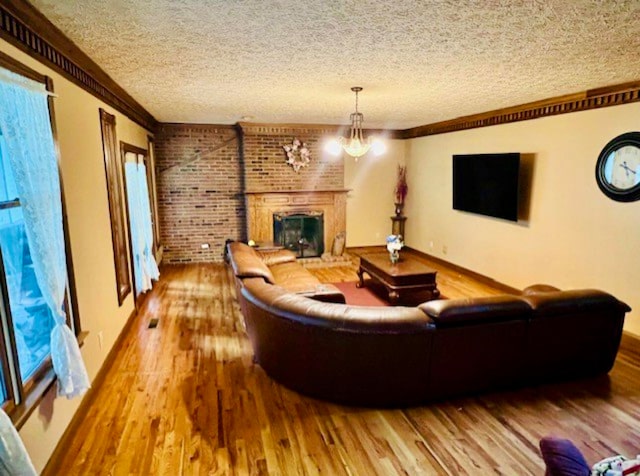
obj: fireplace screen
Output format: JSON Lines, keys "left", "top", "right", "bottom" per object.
{"left": 273, "top": 211, "right": 324, "bottom": 258}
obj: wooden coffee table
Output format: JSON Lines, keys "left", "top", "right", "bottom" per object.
{"left": 356, "top": 252, "right": 440, "bottom": 304}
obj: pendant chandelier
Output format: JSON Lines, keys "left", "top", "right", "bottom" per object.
{"left": 325, "top": 87, "right": 385, "bottom": 160}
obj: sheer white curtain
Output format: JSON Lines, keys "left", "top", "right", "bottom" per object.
{"left": 0, "top": 409, "right": 36, "bottom": 475}
{"left": 0, "top": 68, "right": 90, "bottom": 399}
{"left": 125, "top": 161, "right": 159, "bottom": 295}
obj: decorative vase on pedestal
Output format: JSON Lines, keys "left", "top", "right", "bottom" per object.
{"left": 389, "top": 249, "right": 400, "bottom": 264}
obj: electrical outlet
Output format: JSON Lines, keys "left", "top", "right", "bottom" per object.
{"left": 442, "top": 245, "right": 448, "bottom": 255}
{"left": 200, "top": 243, "right": 210, "bottom": 249}
{"left": 97, "top": 331, "right": 104, "bottom": 350}
{"left": 375, "top": 232, "right": 381, "bottom": 239}
{"left": 429, "top": 240, "right": 434, "bottom": 249}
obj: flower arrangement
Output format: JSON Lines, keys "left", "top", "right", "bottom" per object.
{"left": 394, "top": 165, "right": 408, "bottom": 205}
{"left": 386, "top": 234, "right": 404, "bottom": 263}
{"left": 386, "top": 234, "right": 404, "bottom": 252}
{"left": 283, "top": 138, "right": 310, "bottom": 173}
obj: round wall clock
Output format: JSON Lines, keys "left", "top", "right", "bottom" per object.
{"left": 595, "top": 132, "right": 640, "bottom": 202}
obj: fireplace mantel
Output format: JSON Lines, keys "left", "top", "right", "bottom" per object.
{"left": 244, "top": 189, "right": 350, "bottom": 195}
{"left": 244, "top": 190, "right": 349, "bottom": 252}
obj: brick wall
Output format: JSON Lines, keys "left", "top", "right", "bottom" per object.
{"left": 155, "top": 124, "right": 245, "bottom": 263}
{"left": 155, "top": 122, "right": 345, "bottom": 263}
{"left": 241, "top": 124, "right": 344, "bottom": 192}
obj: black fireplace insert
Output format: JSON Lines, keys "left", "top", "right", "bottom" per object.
{"left": 273, "top": 211, "right": 324, "bottom": 258}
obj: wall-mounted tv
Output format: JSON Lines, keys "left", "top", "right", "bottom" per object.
{"left": 452, "top": 153, "right": 520, "bottom": 222}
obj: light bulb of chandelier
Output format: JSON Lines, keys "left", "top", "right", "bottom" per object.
{"left": 342, "top": 137, "right": 370, "bottom": 159}
{"left": 324, "top": 138, "right": 342, "bottom": 157}
{"left": 349, "top": 138, "right": 362, "bottom": 150}
{"left": 370, "top": 137, "right": 386, "bottom": 156}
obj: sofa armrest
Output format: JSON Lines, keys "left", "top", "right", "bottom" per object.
{"left": 419, "top": 296, "right": 531, "bottom": 327}
{"left": 227, "top": 242, "right": 276, "bottom": 284}
{"left": 522, "top": 289, "right": 631, "bottom": 316}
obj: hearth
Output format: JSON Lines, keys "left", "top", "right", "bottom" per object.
{"left": 273, "top": 211, "right": 324, "bottom": 258}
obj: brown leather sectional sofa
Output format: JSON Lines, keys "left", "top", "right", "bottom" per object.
{"left": 228, "top": 242, "right": 631, "bottom": 406}
{"left": 227, "top": 242, "right": 346, "bottom": 306}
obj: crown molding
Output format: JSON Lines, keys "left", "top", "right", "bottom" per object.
{"left": 157, "top": 123, "right": 236, "bottom": 132}
{"left": 236, "top": 121, "right": 403, "bottom": 138}
{"left": 400, "top": 80, "right": 640, "bottom": 139}
{"left": 237, "top": 122, "right": 344, "bottom": 136}
{"left": 0, "top": 0, "right": 156, "bottom": 132}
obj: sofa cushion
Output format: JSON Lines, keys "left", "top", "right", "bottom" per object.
{"left": 257, "top": 249, "right": 297, "bottom": 266}
{"left": 419, "top": 296, "right": 531, "bottom": 327}
{"left": 523, "top": 284, "right": 561, "bottom": 295}
{"left": 227, "top": 242, "right": 275, "bottom": 284}
{"left": 269, "top": 261, "right": 322, "bottom": 293}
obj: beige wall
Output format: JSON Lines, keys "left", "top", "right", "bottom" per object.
{"left": 404, "top": 102, "right": 640, "bottom": 337}
{"left": 345, "top": 139, "right": 406, "bottom": 246}
{"left": 0, "top": 39, "right": 152, "bottom": 472}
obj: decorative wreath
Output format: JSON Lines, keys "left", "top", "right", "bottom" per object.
{"left": 283, "top": 138, "right": 310, "bottom": 173}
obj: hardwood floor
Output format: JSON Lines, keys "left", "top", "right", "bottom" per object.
{"left": 47, "top": 253, "right": 640, "bottom": 475}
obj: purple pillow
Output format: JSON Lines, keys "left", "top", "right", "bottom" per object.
{"left": 539, "top": 437, "right": 590, "bottom": 476}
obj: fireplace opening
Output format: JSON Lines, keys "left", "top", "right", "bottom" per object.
{"left": 273, "top": 211, "right": 324, "bottom": 258}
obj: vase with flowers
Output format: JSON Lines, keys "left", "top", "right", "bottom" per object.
{"left": 386, "top": 234, "right": 404, "bottom": 264}
{"left": 394, "top": 165, "right": 408, "bottom": 216}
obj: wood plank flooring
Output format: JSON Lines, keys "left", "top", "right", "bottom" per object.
{"left": 48, "top": 252, "right": 640, "bottom": 475}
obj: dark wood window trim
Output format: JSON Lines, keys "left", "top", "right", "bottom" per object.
{"left": 121, "top": 143, "right": 148, "bottom": 157}
{"left": 0, "top": 53, "right": 83, "bottom": 428}
{"left": 0, "top": 49, "right": 46, "bottom": 84}
{"left": 100, "top": 109, "right": 131, "bottom": 306}
{"left": 146, "top": 136, "right": 161, "bottom": 253}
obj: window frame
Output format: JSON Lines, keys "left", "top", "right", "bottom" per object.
{"left": 120, "top": 142, "right": 150, "bottom": 306}
{"left": 99, "top": 108, "right": 131, "bottom": 306}
{"left": 0, "top": 50, "right": 82, "bottom": 428}
{"left": 146, "top": 135, "right": 161, "bottom": 254}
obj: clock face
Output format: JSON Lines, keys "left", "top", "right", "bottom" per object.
{"left": 595, "top": 132, "right": 640, "bottom": 202}
{"left": 603, "top": 145, "right": 640, "bottom": 190}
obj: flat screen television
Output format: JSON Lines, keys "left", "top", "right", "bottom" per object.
{"left": 452, "top": 153, "right": 520, "bottom": 222}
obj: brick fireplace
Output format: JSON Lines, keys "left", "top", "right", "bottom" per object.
{"left": 241, "top": 123, "right": 347, "bottom": 257}
{"left": 245, "top": 189, "right": 348, "bottom": 255}
{"left": 155, "top": 122, "right": 346, "bottom": 263}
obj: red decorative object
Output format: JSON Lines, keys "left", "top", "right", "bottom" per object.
{"left": 394, "top": 165, "right": 408, "bottom": 205}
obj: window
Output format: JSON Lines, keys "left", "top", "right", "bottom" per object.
{"left": 0, "top": 54, "right": 88, "bottom": 423}
{"left": 0, "top": 130, "right": 57, "bottom": 413}
{"left": 120, "top": 143, "right": 159, "bottom": 298}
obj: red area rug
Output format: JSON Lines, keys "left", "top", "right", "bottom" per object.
{"left": 331, "top": 281, "right": 389, "bottom": 307}
{"left": 331, "top": 280, "right": 444, "bottom": 307}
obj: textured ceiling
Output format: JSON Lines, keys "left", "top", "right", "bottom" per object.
{"left": 30, "top": 0, "right": 640, "bottom": 129}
